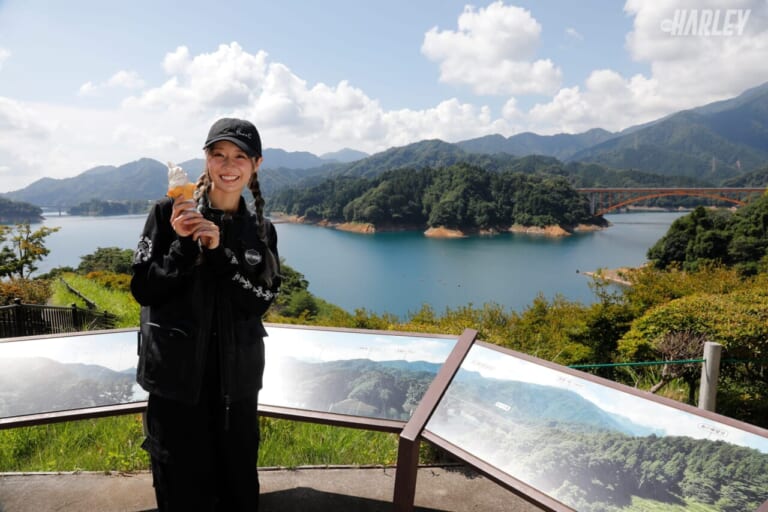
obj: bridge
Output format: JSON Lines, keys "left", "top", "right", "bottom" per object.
{"left": 577, "top": 187, "right": 767, "bottom": 216}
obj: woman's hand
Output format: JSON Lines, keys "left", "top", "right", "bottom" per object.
{"left": 170, "top": 199, "right": 220, "bottom": 249}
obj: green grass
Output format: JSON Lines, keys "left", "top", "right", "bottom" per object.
{"left": 50, "top": 273, "right": 139, "bottom": 328}
{"left": 258, "top": 418, "right": 399, "bottom": 467}
{"left": 0, "top": 415, "right": 147, "bottom": 472}
{"left": 0, "top": 416, "right": 403, "bottom": 472}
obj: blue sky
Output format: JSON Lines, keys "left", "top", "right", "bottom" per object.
{"left": 0, "top": 0, "right": 767, "bottom": 191}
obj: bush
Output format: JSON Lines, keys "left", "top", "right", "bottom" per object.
{"left": 0, "top": 278, "right": 51, "bottom": 305}
{"left": 85, "top": 271, "right": 132, "bottom": 292}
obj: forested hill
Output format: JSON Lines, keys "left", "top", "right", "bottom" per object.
{"left": 267, "top": 163, "right": 607, "bottom": 233}
{"left": 0, "top": 197, "right": 43, "bottom": 223}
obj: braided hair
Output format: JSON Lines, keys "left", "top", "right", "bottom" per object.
{"left": 197, "top": 153, "right": 279, "bottom": 287}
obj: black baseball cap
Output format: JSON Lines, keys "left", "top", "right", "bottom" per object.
{"left": 203, "top": 117, "right": 262, "bottom": 158}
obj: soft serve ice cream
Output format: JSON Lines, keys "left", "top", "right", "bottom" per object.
{"left": 167, "top": 162, "right": 196, "bottom": 200}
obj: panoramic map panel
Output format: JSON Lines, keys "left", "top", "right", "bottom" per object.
{"left": 0, "top": 327, "right": 458, "bottom": 423}
{"left": 425, "top": 343, "right": 768, "bottom": 512}
{"left": 259, "top": 327, "right": 457, "bottom": 421}
{"left": 0, "top": 331, "right": 146, "bottom": 419}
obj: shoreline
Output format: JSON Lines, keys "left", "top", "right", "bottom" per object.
{"left": 579, "top": 267, "right": 635, "bottom": 286}
{"left": 268, "top": 213, "right": 608, "bottom": 239}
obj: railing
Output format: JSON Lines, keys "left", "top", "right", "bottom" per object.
{"left": 0, "top": 299, "right": 116, "bottom": 338}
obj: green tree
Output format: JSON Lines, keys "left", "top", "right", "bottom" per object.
{"left": 78, "top": 247, "right": 135, "bottom": 274}
{"left": 0, "top": 223, "right": 60, "bottom": 279}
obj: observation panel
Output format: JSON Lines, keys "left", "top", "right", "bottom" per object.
{"left": 423, "top": 341, "right": 768, "bottom": 512}
{"left": 0, "top": 325, "right": 458, "bottom": 432}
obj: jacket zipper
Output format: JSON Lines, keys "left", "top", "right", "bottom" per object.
{"left": 219, "top": 215, "right": 233, "bottom": 431}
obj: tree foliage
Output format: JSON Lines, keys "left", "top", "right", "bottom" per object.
{"left": 77, "top": 247, "right": 135, "bottom": 275}
{"left": 269, "top": 164, "right": 604, "bottom": 231}
{"left": 68, "top": 199, "right": 150, "bottom": 216}
{"left": 648, "top": 192, "right": 768, "bottom": 273}
{"left": 0, "top": 223, "right": 61, "bottom": 279}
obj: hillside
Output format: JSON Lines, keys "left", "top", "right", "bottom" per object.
{"left": 0, "top": 155, "right": 339, "bottom": 209}
{"left": 569, "top": 82, "right": 768, "bottom": 179}
{"left": 458, "top": 128, "right": 615, "bottom": 160}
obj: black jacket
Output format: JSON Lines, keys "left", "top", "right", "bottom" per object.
{"left": 131, "top": 195, "right": 280, "bottom": 405}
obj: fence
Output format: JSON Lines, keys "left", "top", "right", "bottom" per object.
{"left": 0, "top": 299, "right": 117, "bottom": 337}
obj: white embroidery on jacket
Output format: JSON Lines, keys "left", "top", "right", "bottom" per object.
{"left": 134, "top": 236, "right": 152, "bottom": 264}
{"left": 232, "top": 272, "right": 276, "bottom": 300}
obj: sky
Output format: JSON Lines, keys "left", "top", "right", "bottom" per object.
{"left": 0, "top": 0, "right": 767, "bottom": 192}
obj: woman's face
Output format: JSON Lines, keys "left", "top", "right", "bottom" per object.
{"left": 206, "top": 140, "right": 260, "bottom": 196}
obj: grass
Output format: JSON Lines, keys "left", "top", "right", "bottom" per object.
{"left": 0, "top": 415, "right": 404, "bottom": 472}
{"left": 0, "top": 415, "right": 147, "bottom": 472}
{"left": 50, "top": 273, "right": 140, "bottom": 328}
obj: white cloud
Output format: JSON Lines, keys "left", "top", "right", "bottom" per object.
{"left": 78, "top": 70, "right": 146, "bottom": 96}
{"left": 526, "top": 0, "right": 768, "bottom": 134}
{"left": 107, "top": 70, "right": 145, "bottom": 89}
{"left": 125, "top": 43, "right": 268, "bottom": 111}
{"left": 0, "top": 48, "right": 10, "bottom": 70}
{"left": 565, "top": 28, "right": 584, "bottom": 41}
{"left": 5, "top": 0, "right": 768, "bottom": 192}
{"left": 122, "top": 42, "right": 506, "bottom": 156}
{"left": 421, "top": 1, "right": 562, "bottom": 95}
{"left": 1, "top": 42, "right": 512, "bottom": 191}
{"left": 0, "top": 96, "right": 58, "bottom": 190}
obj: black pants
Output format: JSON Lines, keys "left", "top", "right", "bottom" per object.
{"left": 143, "top": 389, "right": 260, "bottom": 511}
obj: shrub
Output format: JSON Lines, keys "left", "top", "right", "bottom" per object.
{"left": 0, "top": 278, "right": 51, "bottom": 305}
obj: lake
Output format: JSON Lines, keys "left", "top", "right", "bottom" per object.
{"left": 38, "top": 211, "right": 685, "bottom": 318}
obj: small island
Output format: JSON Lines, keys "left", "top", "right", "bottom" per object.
{"left": 67, "top": 199, "right": 150, "bottom": 216}
{"left": 0, "top": 197, "right": 44, "bottom": 224}
{"left": 267, "top": 163, "right": 608, "bottom": 237}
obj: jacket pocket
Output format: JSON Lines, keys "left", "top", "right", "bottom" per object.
{"left": 138, "top": 319, "right": 199, "bottom": 397}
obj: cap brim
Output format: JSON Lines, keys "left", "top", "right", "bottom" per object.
{"left": 204, "top": 136, "right": 258, "bottom": 157}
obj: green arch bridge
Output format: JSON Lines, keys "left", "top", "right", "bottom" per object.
{"left": 577, "top": 187, "right": 767, "bottom": 216}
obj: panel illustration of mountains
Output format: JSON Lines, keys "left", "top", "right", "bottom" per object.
{"left": 426, "top": 344, "right": 768, "bottom": 512}
{"left": 258, "top": 327, "right": 457, "bottom": 422}
{"left": 0, "top": 357, "right": 143, "bottom": 418}
{"left": 262, "top": 357, "right": 440, "bottom": 421}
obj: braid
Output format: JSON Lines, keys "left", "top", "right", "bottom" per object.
{"left": 194, "top": 170, "right": 210, "bottom": 201}
{"left": 249, "top": 170, "right": 279, "bottom": 286}
{"left": 248, "top": 173, "right": 267, "bottom": 240}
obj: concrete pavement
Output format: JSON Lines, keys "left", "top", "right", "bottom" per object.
{"left": 0, "top": 465, "right": 547, "bottom": 512}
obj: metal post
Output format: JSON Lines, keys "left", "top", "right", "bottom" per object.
{"left": 698, "top": 342, "right": 722, "bottom": 411}
{"left": 392, "top": 328, "right": 477, "bottom": 512}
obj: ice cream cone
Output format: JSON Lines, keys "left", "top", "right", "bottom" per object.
{"left": 166, "top": 162, "right": 196, "bottom": 200}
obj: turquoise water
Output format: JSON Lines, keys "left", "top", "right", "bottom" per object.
{"left": 40, "top": 211, "right": 685, "bottom": 318}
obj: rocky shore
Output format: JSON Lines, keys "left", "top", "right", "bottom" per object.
{"left": 268, "top": 213, "right": 607, "bottom": 239}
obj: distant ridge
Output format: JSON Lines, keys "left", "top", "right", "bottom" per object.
{"left": 457, "top": 128, "right": 615, "bottom": 160}
{"left": 320, "top": 148, "right": 369, "bottom": 163}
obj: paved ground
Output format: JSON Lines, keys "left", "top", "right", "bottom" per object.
{"left": 0, "top": 465, "right": 547, "bottom": 512}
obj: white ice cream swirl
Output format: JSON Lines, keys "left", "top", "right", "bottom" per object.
{"left": 167, "top": 161, "right": 189, "bottom": 188}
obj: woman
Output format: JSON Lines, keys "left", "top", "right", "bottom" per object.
{"left": 131, "top": 118, "right": 280, "bottom": 511}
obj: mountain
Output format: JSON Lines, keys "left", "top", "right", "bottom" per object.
{"left": 331, "top": 139, "right": 533, "bottom": 179}
{"left": 569, "top": 82, "right": 768, "bottom": 180}
{"left": 0, "top": 152, "right": 338, "bottom": 208}
{"left": 457, "top": 128, "right": 615, "bottom": 160}
{"left": 263, "top": 148, "right": 326, "bottom": 169}
{"left": 2, "top": 158, "right": 168, "bottom": 208}
{"left": 320, "top": 148, "right": 369, "bottom": 163}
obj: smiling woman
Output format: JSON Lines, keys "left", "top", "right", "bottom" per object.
{"left": 130, "top": 117, "right": 281, "bottom": 511}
